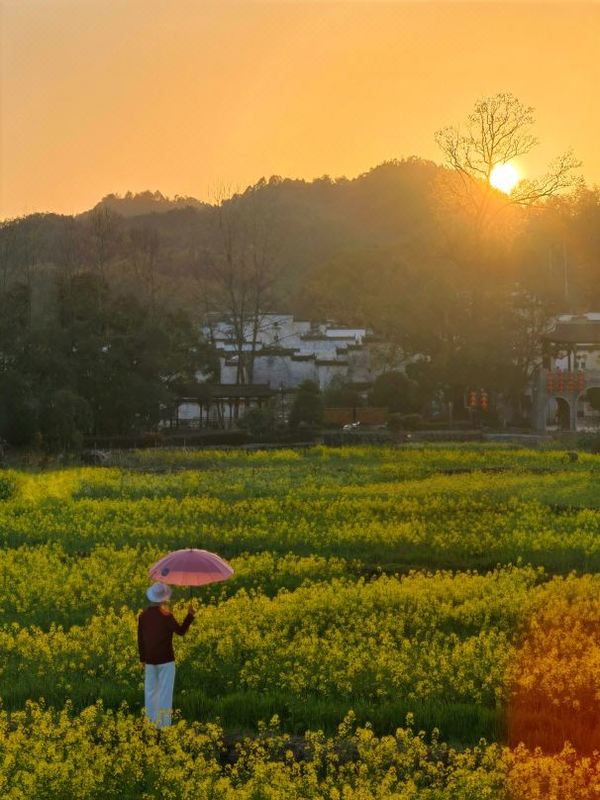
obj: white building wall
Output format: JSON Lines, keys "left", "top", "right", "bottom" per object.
{"left": 298, "top": 338, "right": 349, "bottom": 357}
{"left": 325, "top": 328, "right": 367, "bottom": 343}
{"left": 251, "top": 354, "right": 295, "bottom": 387}
{"left": 220, "top": 359, "right": 239, "bottom": 384}
{"left": 289, "top": 359, "right": 318, "bottom": 386}
{"left": 271, "top": 317, "right": 309, "bottom": 349}
{"left": 553, "top": 349, "right": 600, "bottom": 371}
{"left": 256, "top": 315, "right": 294, "bottom": 347}
{"left": 557, "top": 313, "right": 600, "bottom": 323}
{"left": 251, "top": 354, "right": 318, "bottom": 388}
{"left": 177, "top": 402, "right": 201, "bottom": 420}
{"left": 217, "top": 342, "right": 252, "bottom": 352}
{"left": 315, "top": 362, "right": 349, "bottom": 388}
{"left": 203, "top": 313, "right": 400, "bottom": 391}
{"left": 346, "top": 348, "right": 373, "bottom": 383}
{"left": 581, "top": 349, "right": 600, "bottom": 370}
{"left": 206, "top": 316, "right": 314, "bottom": 353}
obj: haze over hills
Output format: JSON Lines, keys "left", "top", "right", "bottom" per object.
{"left": 1, "top": 158, "right": 443, "bottom": 313}
{"left": 2, "top": 158, "right": 600, "bottom": 325}
{"left": 86, "top": 191, "right": 207, "bottom": 218}
{"left": 72, "top": 159, "right": 440, "bottom": 227}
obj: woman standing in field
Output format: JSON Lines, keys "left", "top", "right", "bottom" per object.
{"left": 137, "top": 582, "right": 195, "bottom": 728}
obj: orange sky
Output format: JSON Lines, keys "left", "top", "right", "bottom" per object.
{"left": 1, "top": 1, "right": 598, "bottom": 219}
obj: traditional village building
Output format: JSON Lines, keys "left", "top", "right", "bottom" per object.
{"left": 166, "top": 383, "right": 275, "bottom": 430}
{"left": 204, "top": 313, "right": 397, "bottom": 390}
{"left": 169, "top": 313, "right": 402, "bottom": 429}
{"left": 533, "top": 313, "right": 600, "bottom": 431}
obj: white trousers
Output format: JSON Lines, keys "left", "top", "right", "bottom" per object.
{"left": 144, "top": 661, "right": 176, "bottom": 728}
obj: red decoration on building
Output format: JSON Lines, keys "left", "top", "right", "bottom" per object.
{"left": 546, "top": 372, "right": 554, "bottom": 393}
{"left": 577, "top": 370, "right": 586, "bottom": 392}
{"left": 480, "top": 390, "right": 489, "bottom": 411}
{"left": 469, "top": 390, "right": 478, "bottom": 408}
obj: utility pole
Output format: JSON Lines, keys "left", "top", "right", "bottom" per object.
{"left": 562, "top": 240, "right": 569, "bottom": 307}
{"left": 279, "top": 382, "right": 285, "bottom": 423}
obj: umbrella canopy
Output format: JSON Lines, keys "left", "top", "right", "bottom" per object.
{"left": 148, "top": 548, "right": 234, "bottom": 587}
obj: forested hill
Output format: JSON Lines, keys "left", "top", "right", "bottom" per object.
{"left": 2, "top": 157, "right": 599, "bottom": 324}
{"left": 87, "top": 190, "right": 207, "bottom": 217}
{"left": 0, "top": 158, "right": 444, "bottom": 314}
{"left": 2, "top": 157, "right": 600, "bottom": 365}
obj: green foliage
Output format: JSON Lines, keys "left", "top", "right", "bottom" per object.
{"left": 40, "top": 389, "right": 92, "bottom": 452}
{"left": 0, "top": 371, "right": 38, "bottom": 445}
{"left": 0, "top": 268, "right": 211, "bottom": 445}
{"left": 388, "top": 412, "right": 424, "bottom": 431}
{"left": 289, "top": 380, "right": 324, "bottom": 430}
{"left": 0, "top": 470, "right": 18, "bottom": 501}
{"left": 323, "top": 376, "right": 363, "bottom": 408}
{"left": 238, "top": 406, "right": 276, "bottom": 437}
{"left": 95, "top": 189, "right": 205, "bottom": 216}
{"left": 369, "top": 371, "right": 419, "bottom": 413}
{"left": 0, "top": 702, "right": 515, "bottom": 800}
{"left": 575, "top": 432, "right": 600, "bottom": 454}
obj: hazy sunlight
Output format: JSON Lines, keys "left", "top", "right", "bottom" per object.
{"left": 490, "top": 162, "right": 520, "bottom": 194}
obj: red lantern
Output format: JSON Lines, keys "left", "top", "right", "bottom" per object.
{"left": 568, "top": 372, "right": 576, "bottom": 392}
{"left": 558, "top": 372, "right": 565, "bottom": 392}
{"left": 578, "top": 370, "right": 586, "bottom": 392}
{"left": 469, "top": 390, "right": 478, "bottom": 408}
{"left": 546, "top": 372, "right": 554, "bottom": 393}
{"left": 480, "top": 390, "right": 489, "bottom": 411}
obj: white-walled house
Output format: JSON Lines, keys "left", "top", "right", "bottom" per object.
{"left": 202, "top": 313, "right": 401, "bottom": 391}
{"left": 166, "top": 313, "right": 407, "bottom": 429}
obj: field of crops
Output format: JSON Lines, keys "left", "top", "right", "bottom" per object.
{"left": 2, "top": 444, "right": 600, "bottom": 798}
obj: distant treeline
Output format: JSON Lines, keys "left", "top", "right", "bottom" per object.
{"left": 1, "top": 158, "right": 599, "bottom": 446}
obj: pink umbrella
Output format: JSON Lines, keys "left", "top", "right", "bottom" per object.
{"left": 148, "top": 548, "right": 234, "bottom": 587}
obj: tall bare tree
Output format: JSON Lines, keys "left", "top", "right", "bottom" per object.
{"left": 128, "top": 224, "right": 161, "bottom": 309}
{"left": 435, "top": 92, "right": 581, "bottom": 234}
{"left": 88, "top": 205, "right": 120, "bottom": 279}
{"left": 430, "top": 93, "right": 582, "bottom": 412}
{"left": 197, "top": 182, "right": 281, "bottom": 385}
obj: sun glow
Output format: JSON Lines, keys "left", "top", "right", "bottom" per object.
{"left": 489, "top": 162, "right": 520, "bottom": 194}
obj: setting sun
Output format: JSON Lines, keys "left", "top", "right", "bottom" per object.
{"left": 490, "top": 162, "right": 520, "bottom": 194}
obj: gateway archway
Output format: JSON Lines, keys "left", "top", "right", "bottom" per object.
{"left": 546, "top": 396, "right": 571, "bottom": 431}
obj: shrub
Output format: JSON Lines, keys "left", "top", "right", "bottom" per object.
{"left": 289, "top": 381, "right": 324, "bottom": 430}
{"left": 238, "top": 407, "right": 277, "bottom": 438}
{"left": 0, "top": 471, "right": 18, "bottom": 501}
{"left": 388, "top": 412, "right": 423, "bottom": 431}
{"left": 369, "top": 371, "right": 419, "bottom": 413}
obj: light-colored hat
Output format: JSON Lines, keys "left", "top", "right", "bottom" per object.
{"left": 146, "top": 582, "right": 172, "bottom": 603}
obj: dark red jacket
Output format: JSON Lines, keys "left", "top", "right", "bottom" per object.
{"left": 137, "top": 606, "right": 194, "bottom": 665}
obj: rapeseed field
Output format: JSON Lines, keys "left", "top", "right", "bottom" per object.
{"left": 2, "top": 444, "right": 600, "bottom": 798}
